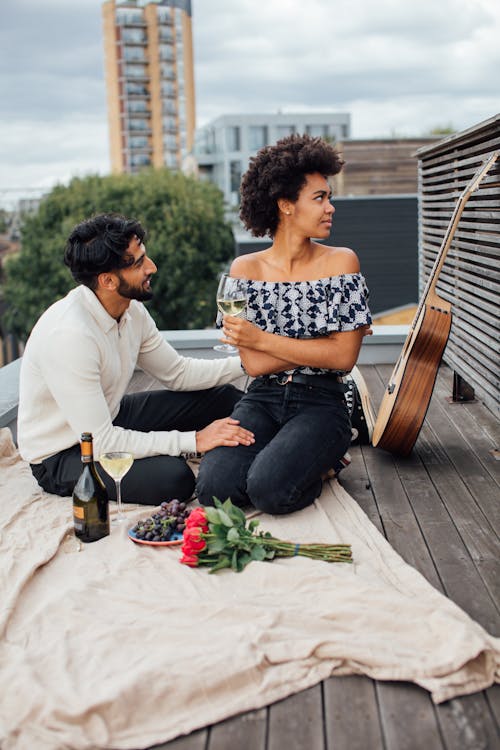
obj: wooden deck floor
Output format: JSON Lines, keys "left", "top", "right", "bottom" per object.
{"left": 139, "top": 364, "right": 499, "bottom": 750}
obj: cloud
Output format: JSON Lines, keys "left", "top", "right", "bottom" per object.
{"left": 0, "top": 0, "right": 499, "bottom": 205}
{"left": 193, "top": 0, "right": 499, "bottom": 111}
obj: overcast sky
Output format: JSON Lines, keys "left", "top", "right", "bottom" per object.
{"left": 1, "top": 0, "right": 499, "bottom": 208}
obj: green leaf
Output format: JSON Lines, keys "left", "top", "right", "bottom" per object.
{"left": 250, "top": 544, "right": 266, "bottom": 561}
{"left": 236, "top": 553, "right": 252, "bottom": 572}
{"left": 230, "top": 506, "right": 247, "bottom": 526}
{"left": 227, "top": 527, "right": 240, "bottom": 543}
{"left": 207, "top": 539, "right": 226, "bottom": 553}
{"left": 208, "top": 555, "right": 231, "bottom": 573}
{"left": 231, "top": 549, "right": 239, "bottom": 571}
{"left": 217, "top": 509, "right": 234, "bottom": 527}
{"left": 220, "top": 498, "right": 247, "bottom": 527}
{"left": 210, "top": 523, "right": 228, "bottom": 539}
{"left": 248, "top": 519, "right": 260, "bottom": 532}
{"left": 205, "top": 507, "right": 220, "bottom": 525}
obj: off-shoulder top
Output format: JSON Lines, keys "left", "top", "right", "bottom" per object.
{"left": 243, "top": 272, "right": 372, "bottom": 376}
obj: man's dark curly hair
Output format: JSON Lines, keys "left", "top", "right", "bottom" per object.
{"left": 239, "top": 134, "right": 344, "bottom": 237}
{"left": 64, "top": 213, "right": 146, "bottom": 289}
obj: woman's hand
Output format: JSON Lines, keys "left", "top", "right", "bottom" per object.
{"left": 221, "top": 315, "right": 264, "bottom": 349}
{"left": 222, "top": 315, "right": 371, "bottom": 374}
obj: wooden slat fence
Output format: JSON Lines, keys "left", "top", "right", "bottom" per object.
{"left": 416, "top": 114, "right": 500, "bottom": 414}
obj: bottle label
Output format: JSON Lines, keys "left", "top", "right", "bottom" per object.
{"left": 73, "top": 506, "right": 85, "bottom": 520}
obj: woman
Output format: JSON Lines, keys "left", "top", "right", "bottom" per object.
{"left": 196, "top": 134, "right": 372, "bottom": 515}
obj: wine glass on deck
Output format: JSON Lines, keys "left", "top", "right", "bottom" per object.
{"left": 99, "top": 452, "right": 134, "bottom": 524}
{"left": 214, "top": 273, "right": 247, "bottom": 354}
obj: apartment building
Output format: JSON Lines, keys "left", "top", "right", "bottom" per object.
{"left": 195, "top": 113, "right": 351, "bottom": 207}
{"left": 102, "top": 0, "right": 195, "bottom": 173}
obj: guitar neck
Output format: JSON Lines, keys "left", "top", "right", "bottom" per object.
{"left": 415, "top": 150, "right": 499, "bottom": 319}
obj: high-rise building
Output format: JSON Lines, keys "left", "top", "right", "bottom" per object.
{"left": 102, "top": 0, "right": 195, "bottom": 174}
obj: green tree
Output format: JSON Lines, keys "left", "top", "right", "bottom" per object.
{"left": 2, "top": 169, "right": 235, "bottom": 339}
{"left": 0, "top": 209, "right": 9, "bottom": 234}
{"left": 425, "top": 124, "right": 456, "bottom": 136}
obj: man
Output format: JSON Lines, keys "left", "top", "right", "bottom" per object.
{"left": 18, "top": 213, "right": 254, "bottom": 504}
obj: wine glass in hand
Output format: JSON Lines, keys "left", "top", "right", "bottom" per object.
{"left": 99, "top": 452, "right": 134, "bottom": 524}
{"left": 214, "top": 273, "right": 247, "bottom": 353}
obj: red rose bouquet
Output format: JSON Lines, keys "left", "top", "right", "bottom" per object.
{"left": 180, "top": 498, "right": 352, "bottom": 573}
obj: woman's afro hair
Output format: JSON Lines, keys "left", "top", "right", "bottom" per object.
{"left": 239, "top": 133, "right": 344, "bottom": 237}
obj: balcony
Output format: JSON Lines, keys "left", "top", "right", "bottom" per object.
{"left": 123, "top": 64, "right": 148, "bottom": 80}
{"left": 0, "top": 326, "right": 498, "bottom": 749}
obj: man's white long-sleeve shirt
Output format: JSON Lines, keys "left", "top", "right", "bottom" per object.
{"left": 18, "top": 286, "right": 242, "bottom": 464}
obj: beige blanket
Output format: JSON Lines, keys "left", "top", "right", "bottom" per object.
{"left": 0, "top": 428, "right": 498, "bottom": 750}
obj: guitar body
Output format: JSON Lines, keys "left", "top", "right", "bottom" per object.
{"left": 372, "top": 300, "right": 451, "bottom": 456}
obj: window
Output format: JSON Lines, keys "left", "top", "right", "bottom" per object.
{"left": 129, "top": 136, "right": 149, "bottom": 149}
{"left": 163, "top": 134, "right": 177, "bottom": 151}
{"left": 161, "top": 82, "right": 175, "bottom": 97}
{"left": 124, "top": 64, "right": 147, "bottom": 79}
{"left": 128, "top": 119, "right": 149, "bottom": 131}
{"left": 165, "top": 152, "right": 178, "bottom": 169}
{"left": 248, "top": 126, "right": 268, "bottom": 151}
{"left": 130, "top": 154, "right": 151, "bottom": 167}
{"left": 128, "top": 100, "right": 148, "bottom": 113}
{"left": 122, "top": 29, "right": 146, "bottom": 44}
{"left": 226, "top": 126, "right": 241, "bottom": 152}
{"left": 159, "top": 44, "right": 174, "bottom": 61}
{"left": 123, "top": 47, "right": 145, "bottom": 63}
{"left": 306, "top": 125, "right": 328, "bottom": 138}
{"left": 126, "top": 82, "right": 148, "bottom": 96}
{"left": 162, "top": 116, "right": 177, "bottom": 132}
{"left": 117, "top": 9, "right": 143, "bottom": 25}
{"left": 230, "top": 161, "right": 242, "bottom": 193}
{"left": 160, "top": 63, "right": 175, "bottom": 79}
{"left": 276, "top": 125, "right": 295, "bottom": 139}
{"left": 157, "top": 8, "right": 173, "bottom": 24}
{"left": 159, "top": 29, "right": 173, "bottom": 42}
{"left": 163, "top": 100, "right": 177, "bottom": 116}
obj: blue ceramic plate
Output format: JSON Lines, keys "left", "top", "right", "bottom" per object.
{"left": 128, "top": 527, "right": 183, "bottom": 547}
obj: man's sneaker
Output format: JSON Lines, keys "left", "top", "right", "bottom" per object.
{"left": 344, "top": 366, "right": 376, "bottom": 445}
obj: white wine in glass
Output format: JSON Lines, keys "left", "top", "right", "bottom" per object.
{"left": 214, "top": 273, "right": 247, "bottom": 353}
{"left": 99, "top": 452, "right": 134, "bottom": 524}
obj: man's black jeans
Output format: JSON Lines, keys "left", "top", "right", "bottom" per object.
{"left": 30, "top": 385, "right": 242, "bottom": 505}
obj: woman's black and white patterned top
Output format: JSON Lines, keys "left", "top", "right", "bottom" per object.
{"left": 244, "top": 273, "right": 372, "bottom": 376}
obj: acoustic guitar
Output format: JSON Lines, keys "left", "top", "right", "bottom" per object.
{"left": 372, "top": 150, "right": 499, "bottom": 456}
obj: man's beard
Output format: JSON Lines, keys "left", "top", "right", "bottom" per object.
{"left": 116, "top": 273, "right": 153, "bottom": 302}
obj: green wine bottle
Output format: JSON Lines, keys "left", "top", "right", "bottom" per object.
{"left": 73, "top": 433, "right": 110, "bottom": 543}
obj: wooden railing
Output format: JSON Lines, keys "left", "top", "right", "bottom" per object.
{"left": 416, "top": 114, "right": 500, "bottom": 414}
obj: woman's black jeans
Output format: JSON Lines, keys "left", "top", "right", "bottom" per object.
{"left": 196, "top": 377, "right": 352, "bottom": 515}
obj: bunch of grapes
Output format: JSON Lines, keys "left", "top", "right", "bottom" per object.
{"left": 132, "top": 499, "right": 189, "bottom": 542}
